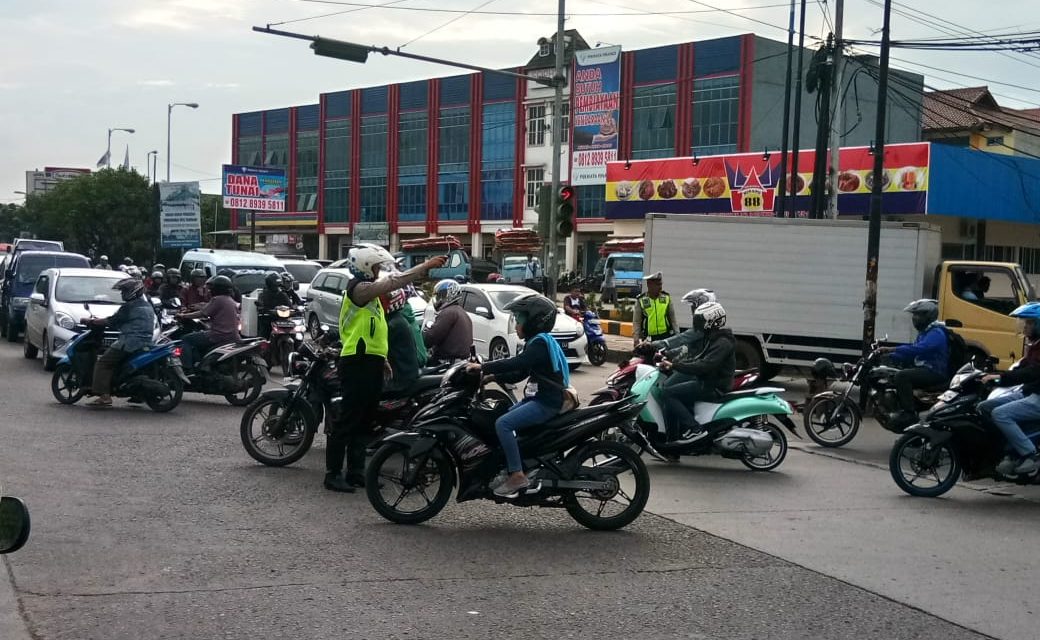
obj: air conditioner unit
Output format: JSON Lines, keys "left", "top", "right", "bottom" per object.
{"left": 958, "top": 219, "right": 976, "bottom": 239}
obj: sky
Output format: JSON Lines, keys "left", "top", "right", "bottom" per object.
{"left": 2, "top": 0, "right": 1039, "bottom": 201}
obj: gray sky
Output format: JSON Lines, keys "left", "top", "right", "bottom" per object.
{"left": 2, "top": 0, "right": 1038, "bottom": 201}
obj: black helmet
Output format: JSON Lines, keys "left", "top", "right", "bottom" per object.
{"left": 280, "top": 272, "right": 295, "bottom": 289}
{"left": 265, "top": 272, "right": 282, "bottom": 289}
{"left": 504, "top": 294, "right": 557, "bottom": 336}
{"left": 150, "top": 270, "right": 164, "bottom": 281}
{"left": 208, "top": 275, "right": 233, "bottom": 296}
{"left": 113, "top": 277, "right": 144, "bottom": 302}
{"left": 189, "top": 268, "right": 206, "bottom": 280}
{"left": 904, "top": 299, "right": 939, "bottom": 331}
{"left": 165, "top": 267, "right": 181, "bottom": 283}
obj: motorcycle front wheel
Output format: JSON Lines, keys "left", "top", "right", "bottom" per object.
{"left": 239, "top": 397, "right": 316, "bottom": 466}
{"left": 224, "top": 363, "right": 265, "bottom": 407}
{"left": 366, "top": 443, "right": 454, "bottom": 525}
{"left": 889, "top": 432, "right": 960, "bottom": 497}
{"left": 740, "top": 420, "right": 789, "bottom": 471}
{"left": 587, "top": 341, "right": 608, "bottom": 367}
{"left": 146, "top": 367, "right": 184, "bottom": 413}
{"left": 51, "top": 363, "right": 84, "bottom": 405}
{"left": 563, "top": 441, "right": 650, "bottom": 531}
{"left": 803, "top": 396, "right": 860, "bottom": 448}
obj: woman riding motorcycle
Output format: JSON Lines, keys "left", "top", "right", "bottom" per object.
{"left": 422, "top": 279, "right": 473, "bottom": 365}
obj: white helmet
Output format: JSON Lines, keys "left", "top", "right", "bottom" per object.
{"left": 682, "top": 288, "right": 716, "bottom": 309}
{"left": 433, "top": 279, "right": 462, "bottom": 309}
{"left": 694, "top": 301, "right": 727, "bottom": 330}
{"left": 347, "top": 243, "right": 395, "bottom": 281}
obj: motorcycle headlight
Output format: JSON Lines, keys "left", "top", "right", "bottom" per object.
{"left": 55, "top": 311, "right": 76, "bottom": 330}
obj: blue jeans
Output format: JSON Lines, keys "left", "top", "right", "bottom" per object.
{"left": 979, "top": 390, "right": 1040, "bottom": 457}
{"left": 180, "top": 331, "right": 214, "bottom": 371}
{"left": 495, "top": 399, "right": 559, "bottom": 473}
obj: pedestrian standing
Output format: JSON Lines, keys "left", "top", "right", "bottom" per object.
{"left": 601, "top": 264, "right": 617, "bottom": 306}
{"left": 523, "top": 253, "right": 540, "bottom": 291}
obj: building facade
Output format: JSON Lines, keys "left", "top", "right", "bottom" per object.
{"left": 231, "top": 32, "right": 923, "bottom": 268}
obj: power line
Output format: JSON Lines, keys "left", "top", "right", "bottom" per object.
{"left": 679, "top": 0, "right": 818, "bottom": 39}
{"left": 268, "top": 0, "right": 415, "bottom": 27}
{"left": 296, "top": 0, "right": 793, "bottom": 17}
{"left": 399, "top": 0, "right": 499, "bottom": 49}
{"left": 893, "top": 1, "right": 1040, "bottom": 62}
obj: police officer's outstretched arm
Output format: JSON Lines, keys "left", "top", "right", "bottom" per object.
{"left": 350, "top": 255, "right": 447, "bottom": 306}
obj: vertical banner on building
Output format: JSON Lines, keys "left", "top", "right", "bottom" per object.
{"left": 159, "top": 181, "right": 202, "bottom": 249}
{"left": 570, "top": 45, "right": 622, "bottom": 186}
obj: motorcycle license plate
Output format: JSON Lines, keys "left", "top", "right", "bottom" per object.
{"left": 938, "top": 390, "right": 957, "bottom": 402}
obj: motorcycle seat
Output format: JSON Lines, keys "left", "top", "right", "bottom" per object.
{"left": 718, "top": 387, "right": 785, "bottom": 402}
{"left": 382, "top": 374, "right": 443, "bottom": 400}
{"left": 540, "top": 401, "right": 619, "bottom": 431}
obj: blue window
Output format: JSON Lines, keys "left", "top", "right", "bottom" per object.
{"left": 694, "top": 37, "right": 741, "bottom": 78}
{"left": 576, "top": 184, "right": 604, "bottom": 219}
{"left": 438, "top": 106, "right": 470, "bottom": 220}
{"left": 295, "top": 130, "right": 319, "bottom": 211}
{"left": 692, "top": 75, "right": 739, "bottom": 156}
{"left": 265, "top": 108, "right": 290, "bottom": 135}
{"left": 323, "top": 119, "right": 350, "bottom": 223}
{"left": 480, "top": 103, "right": 515, "bottom": 220}
{"left": 631, "top": 84, "right": 676, "bottom": 160}
{"left": 326, "top": 91, "right": 351, "bottom": 119}
{"left": 398, "top": 111, "right": 428, "bottom": 222}
{"left": 296, "top": 104, "right": 320, "bottom": 131}
{"left": 360, "top": 114, "right": 388, "bottom": 222}
{"left": 634, "top": 45, "right": 678, "bottom": 84}
{"left": 239, "top": 112, "right": 262, "bottom": 136}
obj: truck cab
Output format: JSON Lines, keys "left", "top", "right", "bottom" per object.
{"left": 603, "top": 252, "right": 644, "bottom": 298}
{"left": 396, "top": 248, "right": 497, "bottom": 283}
{"left": 935, "top": 261, "right": 1036, "bottom": 370}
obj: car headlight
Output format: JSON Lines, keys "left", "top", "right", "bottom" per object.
{"left": 55, "top": 312, "right": 76, "bottom": 330}
{"left": 12, "top": 297, "right": 29, "bottom": 308}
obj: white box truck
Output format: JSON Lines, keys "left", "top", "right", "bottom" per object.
{"left": 644, "top": 214, "right": 1035, "bottom": 375}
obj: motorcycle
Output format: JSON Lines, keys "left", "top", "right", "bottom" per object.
{"left": 576, "top": 310, "right": 607, "bottom": 367}
{"left": 365, "top": 361, "right": 653, "bottom": 530}
{"left": 623, "top": 358, "right": 799, "bottom": 470}
{"left": 50, "top": 319, "right": 184, "bottom": 413}
{"left": 590, "top": 348, "right": 761, "bottom": 406}
{"left": 151, "top": 296, "right": 180, "bottom": 332}
{"left": 164, "top": 317, "right": 267, "bottom": 407}
{"left": 239, "top": 332, "right": 509, "bottom": 467}
{"left": 888, "top": 360, "right": 1040, "bottom": 497}
{"left": 802, "top": 342, "right": 947, "bottom": 447}
{"left": 262, "top": 305, "right": 306, "bottom": 374}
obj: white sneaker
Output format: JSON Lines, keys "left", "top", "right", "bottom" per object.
{"left": 1014, "top": 455, "right": 1040, "bottom": 475}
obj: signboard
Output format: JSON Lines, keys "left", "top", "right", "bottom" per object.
{"left": 25, "top": 167, "right": 91, "bottom": 196}
{"left": 354, "top": 222, "right": 390, "bottom": 246}
{"left": 604, "top": 142, "right": 930, "bottom": 219}
{"left": 570, "top": 46, "right": 621, "bottom": 186}
{"left": 222, "top": 164, "right": 287, "bottom": 211}
{"left": 159, "top": 181, "right": 202, "bottom": 249}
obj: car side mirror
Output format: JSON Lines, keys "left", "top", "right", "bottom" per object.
{"left": 30, "top": 292, "right": 47, "bottom": 306}
{"left": 0, "top": 496, "right": 31, "bottom": 554}
{"left": 474, "top": 306, "right": 492, "bottom": 319}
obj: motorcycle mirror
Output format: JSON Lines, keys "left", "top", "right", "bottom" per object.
{"left": 0, "top": 496, "right": 31, "bottom": 554}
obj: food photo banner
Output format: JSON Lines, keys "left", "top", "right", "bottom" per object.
{"left": 604, "top": 142, "right": 930, "bottom": 219}
{"left": 570, "top": 45, "right": 621, "bottom": 186}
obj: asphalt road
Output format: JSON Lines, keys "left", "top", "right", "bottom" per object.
{"left": 0, "top": 344, "right": 1022, "bottom": 639}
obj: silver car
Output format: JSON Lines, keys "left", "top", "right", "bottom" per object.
{"left": 304, "top": 267, "right": 427, "bottom": 337}
{"left": 22, "top": 268, "right": 133, "bottom": 370}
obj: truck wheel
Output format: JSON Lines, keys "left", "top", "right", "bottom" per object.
{"left": 734, "top": 338, "right": 763, "bottom": 372}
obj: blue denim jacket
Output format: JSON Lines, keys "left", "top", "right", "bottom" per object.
{"left": 109, "top": 296, "right": 155, "bottom": 353}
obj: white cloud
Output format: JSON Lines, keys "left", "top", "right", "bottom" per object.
{"left": 205, "top": 82, "right": 240, "bottom": 89}
{"left": 138, "top": 80, "right": 176, "bottom": 87}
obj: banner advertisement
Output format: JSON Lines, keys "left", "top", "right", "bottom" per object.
{"left": 570, "top": 45, "right": 622, "bottom": 186}
{"left": 222, "top": 164, "right": 287, "bottom": 211}
{"left": 159, "top": 182, "right": 202, "bottom": 249}
{"left": 604, "top": 142, "right": 930, "bottom": 219}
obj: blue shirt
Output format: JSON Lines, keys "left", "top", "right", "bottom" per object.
{"left": 891, "top": 324, "right": 949, "bottom": 375}
{"left": 109, "top": 296, "right": 156, "bottom": 353}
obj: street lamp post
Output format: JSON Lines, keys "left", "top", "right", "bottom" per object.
{"left": 146, "top": 150, "right": 159, "bottom": 184}
{"left": 107, "top": 127, "right": 135, "bottom": 168}
{"left": 166, "top": 102, "right": 199, "bottom": 182}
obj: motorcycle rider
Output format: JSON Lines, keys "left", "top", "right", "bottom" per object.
{"left": 643, "top": 288, "right": 716, "bottom": 356}
{"left": 633, "top": 271, "right": 677, "bottom": 346}
{"left": 325, "top": 244, "right": 446, "bottom": 493}
{"left": 85, "top": 278, "right": 156, "bottom": 408}
{"left": 880, "top": 299, "right": 950, "bottom": 427}
{"left": 182, "top": 269, "right": 211, "bottom": 309}
{"left": 659, "top": 301, "right": 736, "bottom": 442}
{"left": 158, "top": 268, "right": 185, "bottom": 304}
{"left": 980, "top": 302, "right": 1040, "bottom": 475}
{"left": 257, "top": 272, "right": 291, "bottom": 339}
{"left": 563, "top": 285, "right": 587, "bottom": 320}
{"left": 280, "top": 272, "right": 303, "bottom": 306}
{"left": 146, "top": 271, "right": 164, "bottom": 298}
{"left": 422, "top": 279, "right": 473, "bottom": 365}
{"left": 95, "top": 255, "right": 112, "bottom": 270}
{"left": 383, "top": 285, "right": 421, "bottom": 396}
{"left": 175, "top": 275, "right": 241, "bottom": 372}
{"left": 466, "top": 294, "right": 570, "bottom": 497}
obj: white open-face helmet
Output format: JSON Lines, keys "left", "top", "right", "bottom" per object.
{"left": 347, "top": 243, "right": 395, "bottom": 281}
{"left": 693, "top": 301, "right": 727, "bottom": 330}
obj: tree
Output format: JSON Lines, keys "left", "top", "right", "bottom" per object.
{"left": 0, "top": 202, "right": 30, "bottom": 244}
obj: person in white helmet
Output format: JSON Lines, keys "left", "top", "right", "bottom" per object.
{"left": 95, "top": 255, "right": 112, "bottom": 270}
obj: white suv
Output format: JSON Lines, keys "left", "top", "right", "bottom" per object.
{"left": 304, "top": 268, "right": 427, "bottom": 337}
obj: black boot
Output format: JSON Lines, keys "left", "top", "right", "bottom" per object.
{"left": 344, "top": 472, "right": 365, "bottom": 488}
{"left": 323, "top": 472, "right": 355, "bottom": 493}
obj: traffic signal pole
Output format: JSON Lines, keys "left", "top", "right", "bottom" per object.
{"left": 546, "top": 0, "right": 566, "bottom": 300}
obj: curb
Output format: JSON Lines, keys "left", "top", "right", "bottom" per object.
{"left": 601, "top": 320, "right": 633, "bottom": 338}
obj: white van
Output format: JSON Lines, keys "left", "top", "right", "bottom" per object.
{"left": 179, "top": 249, "right": 286, "bottom": 292}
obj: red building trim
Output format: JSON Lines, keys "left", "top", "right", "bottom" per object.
{"left": 738, "top": 34, "right": 755, "bottom": 153}
{"left": 349, "top": 91, "right": 362, "bottom": 228}
{"left": 387, "top": 84, "right": 401, "bottom": 234}
{"left": 619, "top": 51, "right": 635, "bottom": 161}
{"left": 675, "top": 43, "right": 694, "bottom": 156}
{"left": 317, "top": 95, "right": 327, "bottom": 234}
{"left": 468, "top": 74, "right": 484, "bottom": 234}
{"left": 426, "top": 79, "right": 440, "bottom": 235}
{"left": 512, "top": 73, "right": 526, "bottom": 229}
{"left": 230, "top": 114, "right": 239, "bottom": 231}
{"left": 288, "top": 107, "right": 298, "bottom": 219}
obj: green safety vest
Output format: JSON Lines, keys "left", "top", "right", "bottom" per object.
{"left": 639, "top": 293, "right": 672, "bottom": 337}
{"left": 338, "top": 286, "right": 389, "bottom": 358}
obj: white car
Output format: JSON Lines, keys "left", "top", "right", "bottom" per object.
{"left": 304, "top": 268, "right": 427, "bottom": 337}
{"left": 279, "top": 258, "right": 322, "bottom": 300}
{"left": 425, "top": 284, "right": 587, "bottom": 366}
{"left": 23, "top": 268, "right": 132, "bottom": 370}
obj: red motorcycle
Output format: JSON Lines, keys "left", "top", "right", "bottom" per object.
{"left": 590, "top": 349, "right": 760, "bottom": 406}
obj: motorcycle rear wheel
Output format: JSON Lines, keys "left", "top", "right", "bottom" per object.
{"left": 145, "top": 367, "right": 184, "bottom": 413}
{"left": 587, "top": 342, "right": 607, "bottom": 367}
{"left": 366, "top": 443, "right": 454, "bottom": 525}
{"left": 224, "top": 364, "right": 265, "bottom": 407}
{"left": 889, "top": 433, "right": 960, "bottom": 497}
{"left": 51, "top": 363, "right": 84, "bottom": 405}
{"left": 240, "top": 397, "right": 316, "bottom": 467}
{"left": 803, "top": 396, "right": 860, "bottom": 448}
{"left": 563, "top": 441, "right": 650, "bottom": 531}
{"left": 739, "top": 420, "right": 788, "bottom": 471}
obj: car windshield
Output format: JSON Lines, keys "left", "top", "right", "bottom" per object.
{"left": 488, "top": 290, "right": 531, "bottom": 310}
{"left": 55, "top": 276, "right": 123, "bottom": 304}
{"left": 231, "top": 268, "right": 284, "bottom": 294}
{"left": 609, "top": 257, "right": 643, "bottom": 272}
{"left": 285, "top": 263, "right": 320, "bottom": 284}
{"left": 16, "top": 255, "right": 86, "bottom": 284}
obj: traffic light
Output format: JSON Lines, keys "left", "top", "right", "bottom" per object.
{"left": 536, "top": 184, "right": 553, "bottom": 239}
{"left": 556, "top": 185, "right": 575, "bottom": 238}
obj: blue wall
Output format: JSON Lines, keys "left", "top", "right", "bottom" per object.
{"left": 928, "top": 144, "right": 1040, "bottom": 222}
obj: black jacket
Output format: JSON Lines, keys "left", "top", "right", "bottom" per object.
{"left": 258, "top": 287, "right": 290, "bottom": 312}
{"left": 998, "top": 340, "right": 1040, "bottom": 396}
{"left": 671, "top": 328, "right": 736, "bottom": 394}
{"left": 482, "top": 335, "right": 564, "bottom": 410}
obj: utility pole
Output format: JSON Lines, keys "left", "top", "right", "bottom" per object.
{"left": 827, "top": 0, "right": 846, "bottom": 218}
{"left": 545, "top": 0, "right": 566, "bottom": 299}
{"left": 776, "top": 0, "right": 797, "bottom": 218}
{"left": 862, "top": 0, "right": 893, "bottom": 355}
{"left": 808, "top": 36, "right": 834, "bottom": 219}
{"left": 787, "top": 0, "right": 809, "bottom": 217}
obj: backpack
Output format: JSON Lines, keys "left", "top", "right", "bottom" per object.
{"left": 943, "top": 326, "right": 968, "bottom": 376}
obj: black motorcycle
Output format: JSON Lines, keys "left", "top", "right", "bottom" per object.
{"left": 164, "top": 317, "right": 267, "bottom": 407}
{"left": 261, "top": 305, "right": 306, "bottom": 374}
{"left": 364, "top": 362, "right": 653, "bottom": 531}
{"left": 803, "top": 342, "right": 946, "bottom": 447}
{"left": 888, "top": 360, "right": 1040, "bottom": 497}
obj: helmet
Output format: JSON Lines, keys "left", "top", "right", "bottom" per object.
{"left": 189, "top": 268, "right": 206, "bottom": 280}
{"left": 693, "top": 301, "right": 727, "bottom": 331}
{"left": 454, "top": 275, "right": 467, "bottom": 284}
{"left": 347, "top": 243, "right": 395, "bottom": 281}
{"left": 165, "top": 267, "right": 181, "bottom": 283}
{"left": 1011, "top": 302, "right": 1040, "bottom": 339}
{"left": 381, "top": 288, "right": 408, "bottom": 314}
{"left": 904, "top": 299, "right": 938, "bottom": 331}
{"left": 153, "top": 263, "right": 166, "bottom": 272}
{"left": 682, "top": 288, "right": 717, "bottom": 309}
{"left": 208, "top": 275, "right": 233, "bottom": 296}
{"left": 150, "top": 270, "right": 164, "bottom": 282}
{"left": 99, "top": 255, "right": 109, "bottom": 262}
{"left": 504, "top": 294, "right": 557, "bottom": 336}
{"left": 280, "top": 272, "right": 295, "bottom": 289}
{"left": 433, "top": 279, "right": 462, "bottom": 310}
{"left": 113, "top": 277, "right": 144, "bottom": 302}
{"left": 123, "top": 257, "right": 133, "bottom": 266}
{"left": 117, "top": 264, "right": 128, "bottom": 273}
{"left": 127, "top": 266, "right": 143, "bottom": 280}
{"left": 264, "top": 272, "right": 282, "bottom": 289}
